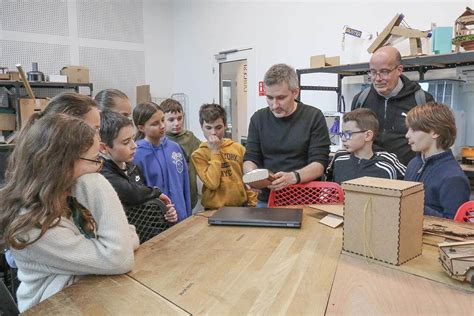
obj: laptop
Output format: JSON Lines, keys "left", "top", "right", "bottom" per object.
{"left": 208, "top": 207, "right": 302, "bottom": 228}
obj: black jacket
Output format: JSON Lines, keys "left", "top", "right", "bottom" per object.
{"left": 351, "top": 75, "right": 434, "bottom": 165}
{"left": 326, "top": 150, "right": 406, "bottom": 184}
{"left": 100, "top": 158, "right": 162, "bottom": 207}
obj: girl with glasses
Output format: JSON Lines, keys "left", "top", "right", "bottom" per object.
{"left": 0, "top": 114, "right": 138, "bottom": 312}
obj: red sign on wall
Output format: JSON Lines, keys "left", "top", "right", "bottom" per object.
{"left": 258, "top": 81, "right": 265, "bottom": 96}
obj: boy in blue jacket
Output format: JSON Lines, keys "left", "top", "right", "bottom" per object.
{"left": 404, "top": 102, "right": 470, "bottom": 219}
{"left": 132, "top": 102, "right": 192, "bottom": 221}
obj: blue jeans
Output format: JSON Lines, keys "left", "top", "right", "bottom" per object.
{"left": 256, "top": 199, "right": 268, "bottom": 208}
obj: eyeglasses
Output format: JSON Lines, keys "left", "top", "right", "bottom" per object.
{"left": 338, "top": 130, "right": 368, "bottom": 140}
{"left": 80, "top": 157, "right": 104, "bottom": 171}
{"left": 367, "top": 65, "right": 400, "bottom": 79}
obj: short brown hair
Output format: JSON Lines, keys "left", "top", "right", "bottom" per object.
{"left": 160, "top": 98, "right": 183, "bottom": 114}
{"left": 100, "top": 110, "right": 133, "bottom": 148}
{"left": 406, "top": 102, "right": 456, "bottom": 150}
{"left": 264, "top": 63, "right": 299, "bottom": 90}
{"left": 343, "top": 108, "right": 379, "bottom": 139}
{"left": 199, "top": 103, "right": 226, "bottom": 126}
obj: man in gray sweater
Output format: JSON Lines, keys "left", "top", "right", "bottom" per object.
{"left": 243, "top": 63, "right": 331, "bottom": 207}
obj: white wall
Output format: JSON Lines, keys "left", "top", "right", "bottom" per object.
{"left": 1, "top": 0, "right": 146, "bottom": 104}
{"left": 143, "top": 0, "right": 472, "bottom": 139}
{"left": 143, "top": 0, "right": 174, "bottom": 100}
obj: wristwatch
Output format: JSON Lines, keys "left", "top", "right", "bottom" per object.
{"left": 293, "top": 171, "right": 301, "bottom": 184}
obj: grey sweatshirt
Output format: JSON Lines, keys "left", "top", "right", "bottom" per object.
{"left": 11, "top": 173, "right": 139, "bottom": 312}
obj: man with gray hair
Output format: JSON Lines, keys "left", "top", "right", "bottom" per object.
{"left": 243, "top": 63, "right": 330, "bottom": 207}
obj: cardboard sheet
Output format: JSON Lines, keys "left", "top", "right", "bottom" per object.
{"left": 319, "top": 214, "right": 344, "bottom": 228}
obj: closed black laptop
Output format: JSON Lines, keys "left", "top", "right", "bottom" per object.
{"left": 208, "top": 207, "right": 302, "bottom": 228}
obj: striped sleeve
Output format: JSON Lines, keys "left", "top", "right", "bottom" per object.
{"left": 376, "top": 151, "right": 406, "bottom": 179}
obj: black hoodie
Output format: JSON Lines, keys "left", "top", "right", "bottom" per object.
{"left": 351, "top": 75, "right": 434, "bottom": 165}
{"left": 100, "top": 158, "right": 162, "bottom": 207}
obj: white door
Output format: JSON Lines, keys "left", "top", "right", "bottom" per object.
{"left": 213, "top": 48, "right": 255, "bottom": 144}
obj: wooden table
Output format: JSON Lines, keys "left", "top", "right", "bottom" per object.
{"left": 23, "top": 275, "right": 189, "bottom": 315}
{"left": 24, "top": 208, "right": 474, "bottom": 315}
{"left": 129, "top": 209, "right": 342, "bottom": 315}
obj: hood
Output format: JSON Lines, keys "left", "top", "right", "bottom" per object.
{"left": 198, "top": 138, "right": 234, "bottom": 149}
{"left": 166, "top": 130, "right": 188, "bottom": 139}
{"left": 392, "top": 74, "right": 422, "bottom": 100}
{"left": 102, "top": 157, "right": 137, "bottom": 176}
{"left": 136, "top": 137, "right": 168, "bottom": 151}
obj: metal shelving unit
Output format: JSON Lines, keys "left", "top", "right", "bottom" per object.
{"left": 297, "top": 51, "right": 474, "bottom": 112}
{"left": 0, "top": 81, "right": 93, "bottom": 129}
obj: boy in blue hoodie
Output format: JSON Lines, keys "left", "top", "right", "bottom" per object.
{"left": 404, "top": 102, "right": 470, "bottom": 219}
{"left": 132, "top": 102, "right": 192, "bottom": 221}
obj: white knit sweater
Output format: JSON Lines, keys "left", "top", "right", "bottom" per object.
{"left": 11, "top": 173, "right": 139, "bottom": 312}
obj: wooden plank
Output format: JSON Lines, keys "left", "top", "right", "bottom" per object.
{"left": 391, "top": 26, "right": 430, "bottom": 38}
{"left": 23, "top": 275, "right": 189, "bottom": 315}
{"left": 128, "top": 209, "right": 342, "bottom": 315}
{"left": 424, "top": 216, "right": 474, "bottom": 238}
{"left": 423, "top": 231, "right": 466, "bottom": 242}
{"left": 367, "top": 14, "right": 404, "bottom": 53}
{"left": 326, "top": 254, "right": 473, "bottom": 315}
{"left": 308, "top": 204, "right": 344, "bottom": 217}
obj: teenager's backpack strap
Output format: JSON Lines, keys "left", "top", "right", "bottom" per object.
{"left": 414, "top": 89, "right": 426, "bottom": 106}
{"left": 354, "top": 87, "right": 371, "bottom": 109}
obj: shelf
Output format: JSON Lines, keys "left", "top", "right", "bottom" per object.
{"left": 0, "top": 80, "right": 93, "bottom": 90}
{"left": 297, "top": 51, "right": 474, "bottom": 77}
{"left": 0, "top": 81, "right": 93, "bottom": 130}
{"left": 296, "top": 51, "right": 474, "bottom": 111}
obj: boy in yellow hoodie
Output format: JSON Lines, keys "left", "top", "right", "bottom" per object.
{"left": 191, "top": 104, "right": 257, "bottom": 209}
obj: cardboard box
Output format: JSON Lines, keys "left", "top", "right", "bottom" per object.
{"left": 0, "top": 113, "right": 16, "bottom": 130}
{"left": 310, "top": 55, "right": 341, "bottom": 68}
{"left": 47, "top": 74, "right": 68, "bottom": 83}
{"left": 136, "top": 85, "right": 151, "bottom": 105}
{"left": 325, "top": 56, "right": 340, "bottom": 66}
{"left": 342, "top": 177, "right": 424, "bottom": 265}
{"left": 60, "top": 66, "right": 89, "bottom": 84}
{"left": 20, "top": 98, "right": 49, "bottom": 128}
{"left": 8, "top": 71, "right": 20, "bottom": 81}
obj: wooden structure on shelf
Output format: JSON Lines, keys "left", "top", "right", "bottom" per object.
{"left": 453, "top": 7, "right": 474, "bottom": 52}
{"left": 367, "top": 13, "right": 430, "bottom": 56}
